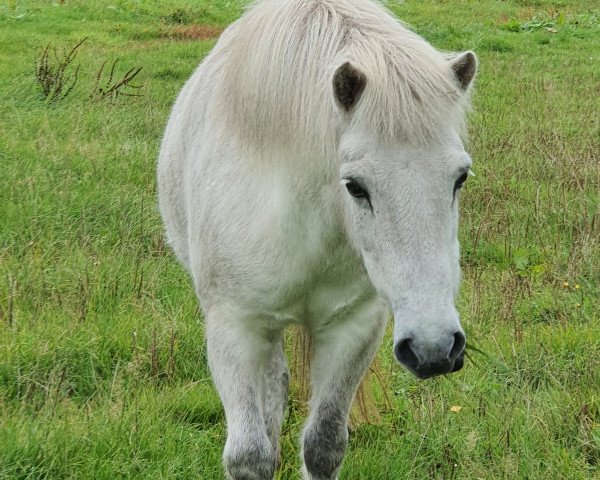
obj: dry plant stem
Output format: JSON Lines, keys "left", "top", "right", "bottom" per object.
{"left": 35, "top": 37, "right": 87, "bottom": 102}
{"left": 90, "top": 58, "right": 144, "bottom": 100}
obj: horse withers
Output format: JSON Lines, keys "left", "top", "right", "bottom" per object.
{"left": 158, "top": 0, "right": 477, "bottom": 478}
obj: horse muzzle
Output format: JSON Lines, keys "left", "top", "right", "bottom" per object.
{"left": 394, "top": 331, "right": 466, "bottom": 379}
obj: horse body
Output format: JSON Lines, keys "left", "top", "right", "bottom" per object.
{"left": 158, "top": 0, "right": 477, "bottom": 478}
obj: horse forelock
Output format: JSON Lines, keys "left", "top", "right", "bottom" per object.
{"left": 216, "top": 0, "right": 470, "bottom": 156}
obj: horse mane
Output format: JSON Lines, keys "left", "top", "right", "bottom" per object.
{"left": 215, "top": 0, "right": 470, "bottom": 156}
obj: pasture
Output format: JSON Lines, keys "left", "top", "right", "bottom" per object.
{"left": 0, "top": 0, "right": 598, "bottom": 478}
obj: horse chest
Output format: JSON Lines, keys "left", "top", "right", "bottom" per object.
{"left": 193, "top": 156, "right": 373, "bottom": 326}
{"left": 215, "top": 194, "right": 370, "bottom": 327}
{"left": 254, "top": 222, "right": 373, "bottom": 328}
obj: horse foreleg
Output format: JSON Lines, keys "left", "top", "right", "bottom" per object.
{"left": 301, "top": 300, "right": 387, "bottom": 480}
{"left": 205, "top": 310, "right": 277, "bottom": 480}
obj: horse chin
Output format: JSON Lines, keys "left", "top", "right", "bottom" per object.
{"left": 407, "top": 354, "right": 465, "bottom": 380}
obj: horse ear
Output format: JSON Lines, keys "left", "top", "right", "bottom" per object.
{"left": 449, "top": 51, "right": 477, "bottom": 91}
{"left": 333, "top": 62, "right": 367, "bottom": 111}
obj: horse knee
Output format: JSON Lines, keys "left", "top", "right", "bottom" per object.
{"left": 224, "top": 442, "right": 276, "bottom": 480}
{"left": 302, "top": 414, "right": 348, "bottom": 480}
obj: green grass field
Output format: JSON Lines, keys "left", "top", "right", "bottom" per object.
{"left": 1, "top": 0, "right": 599, "bottom": 478}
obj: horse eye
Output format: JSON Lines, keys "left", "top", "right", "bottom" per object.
{"left": 344, "top": 179, "right": 373, "bottom": 211}
{"left": 454, "top": 172, "right": 468, "bottom": 194}
{"left": 345, "top": 179, "right": 369, "bottom": 199}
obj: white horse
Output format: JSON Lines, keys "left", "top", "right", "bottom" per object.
{"left": 158, "top": 0, "right": 477, "bottom": 478}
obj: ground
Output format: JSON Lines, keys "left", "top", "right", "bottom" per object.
{"left": 0, "top": 0, "right": 598, "bottom": 479}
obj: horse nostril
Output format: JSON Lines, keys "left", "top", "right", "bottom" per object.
{"left": 449, "top": 331, "right": 466, "bottom": 361}
{"left": 452, "top": 356, "right": 464, "bottom": 372}
{"left": 394, "top": 338, "right": 420, "bottom": 368}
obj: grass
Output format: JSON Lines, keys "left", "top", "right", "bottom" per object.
{"left": 0, "top": 0, "right": 598, "bottom": 478}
